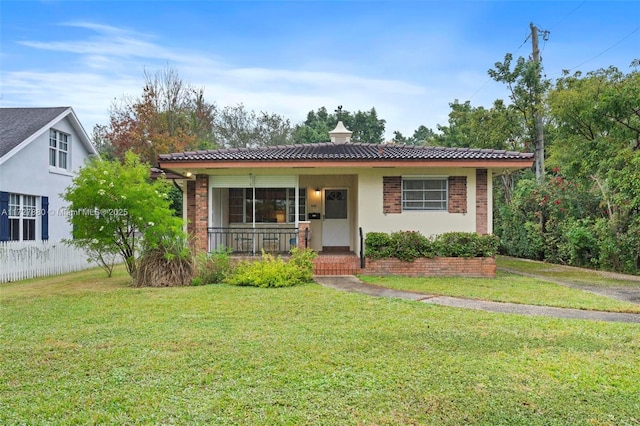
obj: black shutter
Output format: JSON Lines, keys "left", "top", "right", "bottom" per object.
{"left": 0, "top": 192, "right": 8, "bottom": 241}
{"left": 41, "top": 196, "right": 49, "bottom": 240}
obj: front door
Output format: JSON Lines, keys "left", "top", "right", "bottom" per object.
{"left": 322, "top": 189, "right": 349, "bottom": 250}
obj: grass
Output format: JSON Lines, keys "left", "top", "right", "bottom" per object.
{"left": 1, "top": 266, "right": 640, "bottom": 424}
{"left": 497, "top": 255, "right": 640, "bottom": 288}
{"left": 358, "top": 271, "right": 640, "bottom": 313}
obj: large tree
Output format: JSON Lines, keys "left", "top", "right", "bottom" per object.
{"left": 106, "top": 67, "right": 218, "bottom": 164}
{"left": 292, "top": 106, "right": 386, "bottom": 144}
{"left": 489, "top": 53, "right": 550, "bottom": 180}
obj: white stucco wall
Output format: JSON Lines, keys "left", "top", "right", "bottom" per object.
{"left": 356, "top": 167, "right": 480, "bottom": 238}
{"left": 0, "top": 115, "right": 95, "bottom": 241}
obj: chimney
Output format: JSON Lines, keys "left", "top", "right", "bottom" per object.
{"left": 329, "top": 121, "right": 352, "bottom": 143}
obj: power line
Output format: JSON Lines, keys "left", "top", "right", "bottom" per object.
{"left": 550, "top": 26, "right": 640, "bottom": 75}
{"left": 547, "top": 0, "right": 585, "bottom": 31}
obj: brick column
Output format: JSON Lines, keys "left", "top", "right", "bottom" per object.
{"left": 186, "top": 181, "right": 196, "bottom": 237}
{"left": 476, "top": 169, "right": 488, "bottom": 235}
{"left": 383, "top": 176, "right": 401, "bottom": 214}
{"left": 193, "top": 175, "right": 209, "bottom": 253}
{"left": 448, "top": 176, "right": 467, "bottom": 213}
{"left": 297, "top": 221, "right": 311, "bottom": 250}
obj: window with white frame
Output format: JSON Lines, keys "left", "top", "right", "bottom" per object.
{"left": 229, "top": 188, "right": 306, "bottom": 224}
{"left": 49, "top": 129, "right": 69, "bottom": 169}
{"left": 402, "top": 177, "right": 448, "bottom": 211}
{"left": 8, "top": 194, "right": 37, "bottom": 241}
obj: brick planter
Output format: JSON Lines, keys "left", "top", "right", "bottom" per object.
{"left": 362, "top": 257, "right": 496, "bottom": 277}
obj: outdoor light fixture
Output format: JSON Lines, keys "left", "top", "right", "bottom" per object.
{"left": 185, "top": 171, "right": 193, "bottom": 178}
{"left": 315, "top": 187, "right": 321, "bottom": 195}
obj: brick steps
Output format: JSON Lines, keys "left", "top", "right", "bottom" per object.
{"left": 313, "top": 255, "right": 360, "bottom": 275}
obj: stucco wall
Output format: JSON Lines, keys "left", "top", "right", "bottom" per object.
{"left": 0, "top": 115, "right": 94, "bottom": 241}
{"left": 357, "top": 167, "right": 481, "bottom": 237}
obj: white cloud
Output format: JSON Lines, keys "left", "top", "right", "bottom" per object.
{"left": 3, "top": 20, "right": 492, "bottom": 140}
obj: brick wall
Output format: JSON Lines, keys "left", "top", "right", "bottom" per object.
{"left": 476, "top": 169, "right": 488, "bottom": 235}
{"left": 448, "top": 176, "right": 467, "bottom": 214}
{"left": 193, "top": 175, "right": 209, "bottom": 253}
{"left": 186, "top": 181, "right": 196, "bottom": 237}
{"left": 362, "top": 257, "right": 495, "bottom": 277}
{"left": 383, "top": 176, "right": 401, "bottom": 214}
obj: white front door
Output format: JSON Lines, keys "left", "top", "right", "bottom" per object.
{"left": 322, "top": 189, "right": 349, "bottom": 248}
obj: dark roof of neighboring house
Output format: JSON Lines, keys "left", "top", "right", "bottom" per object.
{"left": 158, "top": 142, "right": 534, "bottom": 163}
{"left": 0, "top": 107, "right": 71, "bottom": 158}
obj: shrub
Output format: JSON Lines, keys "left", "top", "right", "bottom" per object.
{"left": 133, "top": 236, "right": 194, "bottom": 287}
{"left": 365, "top": 231, "right": 498, "bottom": 261}
{"left": 193, "top": 246, "right": 234, "bottom": 285}
{"left": 225, "top": 248, "right": 317, "bottom": 288}
{"left": 433, "top": 232, "right": 499, "bottom": 258}
{"left": 364, "top": 232, "right": 393, "bottom": 260}
{"left": 390, "top": 231, "right": 433, "bottom": 262}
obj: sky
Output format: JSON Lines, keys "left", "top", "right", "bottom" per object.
{"left": 1, "top": 1, "right": 638, "bottom": 141}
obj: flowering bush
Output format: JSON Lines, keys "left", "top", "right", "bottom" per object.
{"left": 63, "top": 152, "right": 185, "bottom": 278}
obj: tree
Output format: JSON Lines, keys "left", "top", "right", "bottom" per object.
{"left": 91, "top": 124, "right": 116, "bottom": 160}
{"left": 292, "top": 106, "right": 386, "bottom": 144}
{"left": 63, "top": 152, "right": 184, "bottom": 277}
{"left": 215, "top": 104, "right": 293, "bottom": 148}
{"left": 489, "top": 53, "right": 551, "bottom": 180}
{"left": 106, "top": 67, "right": 218, "bottom": 164}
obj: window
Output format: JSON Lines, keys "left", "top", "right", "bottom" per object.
{"left": 49, "top": 129, "right": 69, "bottom": 169}
{"left": 229, "top": 188, "right": 306, "bottom": 224}
{"left": 402, "top": 178, "right": 448, "bottom": 211}
{"left": 7, "top": 194, "right": 37, "bottom": 241}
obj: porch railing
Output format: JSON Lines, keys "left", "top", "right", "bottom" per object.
{"left": 208, "top": 227, "right": 299, "bottom": 255}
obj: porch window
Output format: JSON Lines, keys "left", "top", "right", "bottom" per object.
{"left": 229, "top": 188, "right": 306, "bottom": 224}
{"left": 402, "top": 178, "right": 448, "bottom": 211}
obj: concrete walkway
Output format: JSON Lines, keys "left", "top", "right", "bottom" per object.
{"left": 314, "top": 275, "right": 640, "bottom": 324}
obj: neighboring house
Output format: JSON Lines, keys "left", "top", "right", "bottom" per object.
{"left": 0, "top": 107, "right": 98, "bottom": 242}
{"left": 157, "top": 122, "right": 534, "bottom": 256}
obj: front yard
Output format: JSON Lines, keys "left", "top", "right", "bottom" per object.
{"left": 1, "top": 266, "right": 639, "bottom": 425}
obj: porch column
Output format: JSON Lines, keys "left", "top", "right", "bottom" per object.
{"left": 298, "top": 221, "right": 311, "bottom": 250}
{"left": 193, "top": 174, "right": 209, "bottom": 252}
{"left": 476, "top": 169, "right": 488, "bottom": 235}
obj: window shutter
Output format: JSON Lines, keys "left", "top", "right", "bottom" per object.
{"left": 0, "top": 192, "right": 8, "bottom": 241}
{"left": 41, "top": 197, "right": 49, "bottom": 240}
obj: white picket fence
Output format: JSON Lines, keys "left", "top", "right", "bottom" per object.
{"left": 0, "top": 240, "right": 97, "bottom": 283}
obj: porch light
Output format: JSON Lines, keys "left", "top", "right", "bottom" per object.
{"left": 315, "top": 187, "right": 321, "bottom": 195}
{"left": 185, "top": 171, "right": 192, "bottom": 178}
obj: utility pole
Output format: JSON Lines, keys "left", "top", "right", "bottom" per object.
{"left": 530, "top": 22, "right": 546, "bottom": 181}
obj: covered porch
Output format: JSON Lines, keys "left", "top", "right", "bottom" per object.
{"left": 186, "top": 173, "right": 359, "bottom": 255}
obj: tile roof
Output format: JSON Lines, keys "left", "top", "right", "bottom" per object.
{"left": 0, "top": 107, "right": 70, "bottom": 158}
{"left": 159, "top": 142, "right": 534, "bottom": 163}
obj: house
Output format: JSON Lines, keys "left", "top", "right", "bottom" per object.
{"left": 157, "top": 122, "right": 534, "bottom": 267}
{"left": 0, "top": 107, "right": 98, "bottom": 242}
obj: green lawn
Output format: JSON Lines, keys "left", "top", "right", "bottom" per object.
{"left": 359, "top": 272, "right": 640, "bottom": 313}
{"left": 1, "top": 266, "right": 639, "bottom": 425}
{"left": 498, "top": 255, "right": 640, "bottom": 288}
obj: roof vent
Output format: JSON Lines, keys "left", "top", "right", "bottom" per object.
{"left": 329, "top": 121, "right": 352, "bottom": 143}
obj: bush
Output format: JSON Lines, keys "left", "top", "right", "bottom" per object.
{"left": 364, "top": 232, "right": 393, "bottom": 260}
{"left": 133, "top": 236, "right": 194, "bottom": 287}
{"left": 390, "top": 231, "right": 433, "bottom": 262}
{"left": 365, "top": 231, "right": 497, "bottom": 261}
{"left": 193, "top": 247, "right": 233, "bottom": 285}
{"left": 434, "top": 232, "right": 499, "bottom": 258}
{"left": 225, "top": 248, "right": 317, "bottom": 288}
